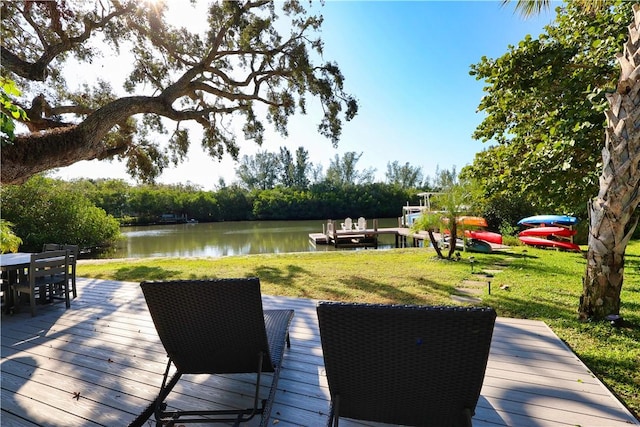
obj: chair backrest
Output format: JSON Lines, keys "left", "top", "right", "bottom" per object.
{"left": 140, "top": 278, "right": 274, "bottom": 375}
{"left": 30, "top": 250, "right": 69, "bottom": 282}
{"left": 343, "top": 217, "right": 353, "bottom": 230}
{"left": 42, "top": 243, "right": 62, "bottom": 252}
{"left": 317, "top": 302, "right": 497, "bottom": 427}
{"left": 357, "top": 217, "right": 366, "bottom": 230}
{"left": 61, "top": 244, "right": 79, "bottom": 258}
{"left": 44, "top": 244, "right": 78, "bottom": 259}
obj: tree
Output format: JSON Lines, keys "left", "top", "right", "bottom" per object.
{"left": 278, "top": 147, "right": 295, "bottom": 188}
{"left": 466, "top": 2, "right": 629, "bottom": 215}
{"left": 385, "top": 161, "right": 424, "bottom": 189}
{"left": 293, "top": 146, "right": 311, "bottom": 189}
{"left": 580, "top": 4, "right": 640, "bottom": 320}
{"left": 0, "top": 0, "right": 358, "bottom": 184}
{"left": 325, "top": 151, "right": 376, "bottom": 186}
{"left": 505, "top": 0, "right": 640, "bottom": 320}
{"left": 236, "top": 150, "right": 279, "bottom": 190}
{"left": 411, "top": 167, "right": 479, "bottom": 259}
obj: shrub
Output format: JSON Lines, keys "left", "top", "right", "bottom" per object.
{"left": 1, "top": 176, "right": 121, "bottom": 251}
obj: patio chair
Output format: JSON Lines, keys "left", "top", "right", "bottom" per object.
{"left": 13, "top": 250, "right": 70, "bottom": 316}
{"left": 43, "top": 243, "right": 79, "bottom": 298}
{"left": 356, "top": 217, "right": 367, "bottom": 231}
{"left": 341, "top": 217, "right": 353, "bottom": 230}
{"left": 138, "top": 278, "right": 294, "bottom": 427}
{"left": 316, "top": 302, "right": 496, "bottom": 427}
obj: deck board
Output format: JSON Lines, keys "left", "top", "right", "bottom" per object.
{"left": 1, "top": 277, "right": 638, "bottom": 426}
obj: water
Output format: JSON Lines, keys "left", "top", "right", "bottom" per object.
{"left": 108, "top": 218, "right": 402, "bottom": 258}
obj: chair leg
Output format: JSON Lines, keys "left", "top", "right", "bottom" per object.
{"left": 29, "top": 290, "right": 36, "bottom": 317}
{"left": 71, "top": 273, "right": 77, "bottom": 298}
{"left": 328, "top": 395, "right": 340, "bottom": 427}
{"left": 11, "top": 287, "right": 19, "bottom": 315}
{"left": 64, "top": 281, "right": 70, "bottom": 308}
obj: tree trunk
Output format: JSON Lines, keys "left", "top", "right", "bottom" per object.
{"left": 428, "top": 230, "right": 444, "bottom": 258}
{"left": 447, "top": 222, "right": 458, "bottom": 259}
{"left": 579, "top": 4, "right": 640, "bottom": 320}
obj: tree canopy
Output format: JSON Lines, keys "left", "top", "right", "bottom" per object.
{"left": 0, "top": 0, "right": 358, "bottom": 184}
{"left": 325, "top": 151, "right": 376, "bottom": 186}
{"left": 462, "top": 1, "right": 631, "bottom": 215}
{"left": 385, "top": 160, "right": 425, "bottom": 189}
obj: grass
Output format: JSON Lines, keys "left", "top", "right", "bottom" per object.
{"left": 78, "top": 242, "right": 640, "bottom": 419}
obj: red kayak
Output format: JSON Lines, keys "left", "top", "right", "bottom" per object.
{"left": 518, "top": 236, "right": 581, "bottom": 252}
{"left": 465, "top": 230, "right": 503, "bottom": 245}
{"left": 519, "top": 226, "right": 576, "bottom": 238}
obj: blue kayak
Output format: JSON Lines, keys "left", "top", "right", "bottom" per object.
{"left": 518, "top": 215, "right": 579, "bottom": 226}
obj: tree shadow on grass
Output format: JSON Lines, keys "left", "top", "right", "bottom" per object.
{"left": 316, "top": 275, "right": 454, "bottom": 305}
{"left": 252, "top": 264, "right": 309, "bottom": 284}
{"left": 113, "top": 266, "right": 181, "bottom": 282}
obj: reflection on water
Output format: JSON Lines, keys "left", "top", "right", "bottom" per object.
{"left": 108, "top": 218, "right": 400, "bottom": 259}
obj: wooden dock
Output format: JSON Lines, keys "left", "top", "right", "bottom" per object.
{"left": 2, "top": 277, "right": 638, "bottom": 426}
{"left": 309, "top": 220, "right": 431, "bottom": 249}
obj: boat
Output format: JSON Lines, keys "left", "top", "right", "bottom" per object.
{"left": 517, "top": 215, "right": 578, "bottom": 227}
{"left": 465, "top": 230, "right": 503, "bottom": 245}
{"left": 518, "top": 235, "right": 581, "bottom": 252}
{"left": 519, "top": 226, "right": 576, "bottom": 238}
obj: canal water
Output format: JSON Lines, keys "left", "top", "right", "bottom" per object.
{"left": 108, "top": 218, "right": 402, "bottom": 259}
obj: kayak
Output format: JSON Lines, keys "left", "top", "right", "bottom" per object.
{"left": 466, "top": 239, "right": 493, "bottom": 253}
{"left": 518, "top": 235, "right": 581, "bottom": 252}
{"left": 446, "top": 238, "right": 493, "bottom": 253}
{"left": 518, "top": 215, "right": 578, "bottom": 227}
{"left": 457, "top": 216, "right": 488, "bottom": 227}
{"left": 465, "top": 230, "right": 503, "bottom": 245}
{"left": 519, "top": 226, "right": 577, "bottom": 238}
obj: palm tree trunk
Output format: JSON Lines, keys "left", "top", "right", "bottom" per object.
{"left": 427, "top": 231, "right": 444, "bottom": 258}
{"left": 579, "top": 3, "right": 640, "bottom": 320}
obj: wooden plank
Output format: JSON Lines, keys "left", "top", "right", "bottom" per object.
{"left": 0, "top": 410, "right": 42, "bottom": 427}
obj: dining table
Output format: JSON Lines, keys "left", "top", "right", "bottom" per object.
{"left": 0, "top": 252, "right": 32, "bottom": 313}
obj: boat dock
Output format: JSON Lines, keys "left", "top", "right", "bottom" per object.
{"left": 309, "top": 219, "right": 433, "bottom": 248}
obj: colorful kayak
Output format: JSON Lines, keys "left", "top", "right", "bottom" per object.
{"left": 518, "top": 235, "right": 581, "bottom": 252}
{"left": 465, "top": 230, "right": 503, "bottom": 245}
{"left": 457, "top": 216, "right": 488, "bottom": 227}
{"left": 466, "top": 239, "right": 493, "bottom": 253}
{"left": 449, "top": 238, "right": 493, "bottom": 253}
{"left": 519, "top": 227, "right": 577, "bottom": 238}
{"left": 518, "top": 215, "right": 578, "bottom": 227}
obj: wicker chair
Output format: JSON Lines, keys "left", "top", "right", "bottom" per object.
{"left": 316, "top": 302, "right": 496, "bottom": 427}
{"left": 137, "top": 278, "right": 293, "bottom": 427}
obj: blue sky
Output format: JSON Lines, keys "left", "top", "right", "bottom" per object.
{"left": 53, "top": 1, "right": 556, "bottom": 189}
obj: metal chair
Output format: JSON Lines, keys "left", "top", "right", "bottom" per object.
{"left": 135, "top": 278, "right": 294, "bottom": 427}
{"left": 13, "top": 250, "right": 70, "bottom": 316}
{"left": 317, "top": 302, "right": 497, "bottom": 427}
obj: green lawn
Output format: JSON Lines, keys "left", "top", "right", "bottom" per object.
{"left": 78, "top": 241, "right": 640, "bottom": 418}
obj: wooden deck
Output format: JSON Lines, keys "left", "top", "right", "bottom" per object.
{"left": 2, "top": 277, "right": 638, "bottom": 426}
